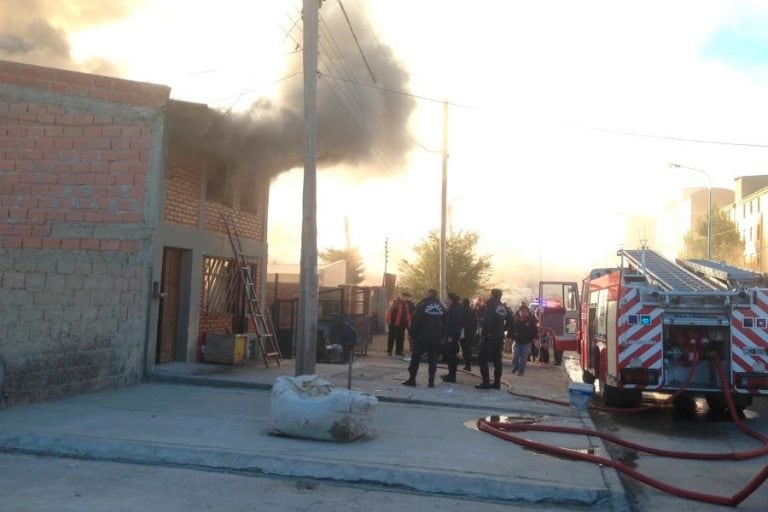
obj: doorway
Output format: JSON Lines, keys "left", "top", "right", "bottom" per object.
{"left": 156, "top": 247, "right": 184, "bottom": 363}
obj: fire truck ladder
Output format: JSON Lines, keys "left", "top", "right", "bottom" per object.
{"left": 622, "top": 249, "right": 717, "bottom": 291}
{"left": 222, "top": 215, "right": 281, "bottom": 368}
{"left": 678, "top": 258, "right": 765, "bottom": 289}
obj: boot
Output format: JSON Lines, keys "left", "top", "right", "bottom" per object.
{"left": 492, "top": 380, "right": 501, "bottom": 389}
{"left": 402, "top": 377, "right": 416, "bottom": 387}
{"left": 475, "top": 381, "right": 493, "bottom": 389}
{"left": 441, "top": 374, "right": 456, "bottom": 383}
{"left": 428, "top": 375, "right": 435, "bottom": 388}
{"left": 463, "top": 364, "right": 471, "bottom": 371}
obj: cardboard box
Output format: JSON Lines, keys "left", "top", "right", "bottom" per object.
{"left": 203, "top": 333, "right": 246, "bottom": 365}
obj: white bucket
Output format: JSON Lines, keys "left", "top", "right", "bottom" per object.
{"left": 568, "top": 382, "right": 594, "bottom": 410}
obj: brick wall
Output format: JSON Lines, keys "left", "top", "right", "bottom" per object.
{"left": 204, "top": 187, "right": 266, "bottom": 240}
{"left": 0, "top": 60, "right": 170, "bottom": 405}
{"left": 0, "top": 61, "right": 169, "bottom": 108}
{"left": 163, "top": 150, "right": 200, "bottom": 228}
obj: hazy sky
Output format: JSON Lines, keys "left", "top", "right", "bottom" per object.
{"left": 7, "top": 0, "right": 768, "bottom": 286}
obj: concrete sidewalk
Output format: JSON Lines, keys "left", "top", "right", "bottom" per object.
{"left": 0, "top": 341, "right": 629, "bottom": 510}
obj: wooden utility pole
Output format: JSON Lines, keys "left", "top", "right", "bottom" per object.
{"left": 296, "top": 0, "right": 319, "bottom": 376}
{"left": 439, "top": 100, "right": 449, "bottom": 303}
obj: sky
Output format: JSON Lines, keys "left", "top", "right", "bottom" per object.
{"left": 5, "top": 0, "right": 768, "bottom": 288}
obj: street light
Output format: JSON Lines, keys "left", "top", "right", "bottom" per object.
{"left": 669, "top": 163, "right": 712, "bottom": 260}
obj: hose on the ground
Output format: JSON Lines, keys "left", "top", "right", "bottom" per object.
{"left": 473, "top": 355, "right": 768, "bottom": 507}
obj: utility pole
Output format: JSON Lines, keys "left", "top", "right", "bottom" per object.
{"left": 439, "top": 100, "right": 449, "bottom": 303}
{"left": 296, "top": 0, "right": 319, "bottom": 376}
{"left": 382, "top": 237, "right": 388, "bottom": 286}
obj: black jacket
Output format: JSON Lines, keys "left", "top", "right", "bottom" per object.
{"left": 513, "top": 313, "right": 539, "bottom": 344}
{"left": 410, "top": 297, "right": 446, "bottom": 345}
{"left": 482, "top": 296, "right": 507, "bottom": 342}
{"left": 461, "top": 304, "right": 477, "bottom": 339}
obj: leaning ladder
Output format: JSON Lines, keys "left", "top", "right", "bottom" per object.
{"left": 222, "top": 214, "right": 281, "bottom": 368}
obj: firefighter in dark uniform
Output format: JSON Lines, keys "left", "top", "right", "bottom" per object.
{"left": 402, "top": 289, "right": 445, "bottom": 388}
{"left": 476, "top": 288, "right": 507, "bottom": 389}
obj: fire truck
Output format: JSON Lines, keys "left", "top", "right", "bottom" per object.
{"left": 542, "top": 249, "right": 768, "bottom": 413}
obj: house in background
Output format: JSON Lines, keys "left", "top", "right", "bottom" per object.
{"left": 0, "top": 60, "right": 269, "bottom": 405}
{"left": 656, "top": 186, "right": 735, "bottom": 260}
{"left": 724, "top": 175, "right": 768, "bottom": 271}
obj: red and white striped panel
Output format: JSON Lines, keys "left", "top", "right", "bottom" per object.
{"left": 731, "top": 289, "right": 768, "bottom": 395}
{"left": 617, "top": 287, "right": 663, "bottom": 388}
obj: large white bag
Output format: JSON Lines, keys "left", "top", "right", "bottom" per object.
{"left": 269, "top": 375, "right": 378, "bottom": 442}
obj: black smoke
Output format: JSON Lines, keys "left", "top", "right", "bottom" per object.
{"left": 169, "top": 1, "right": 415, "bottom": 179}
{"left": 0, "top": 0, "right": 140, "bottom": 74}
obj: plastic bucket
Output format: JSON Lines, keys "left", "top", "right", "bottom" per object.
{"left": 568, "top": 382, "right": 594, "bottom": 410}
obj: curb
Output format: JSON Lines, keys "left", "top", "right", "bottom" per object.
{"left": 0, "top": 433, "right": 615, "bottom": 509}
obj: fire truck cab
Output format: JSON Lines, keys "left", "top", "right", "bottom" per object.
{"left": 578, "top": 249, "right": 768, "bottom": 412}
{"left": 535, "top": 281, "right": 581, "bottom": 365}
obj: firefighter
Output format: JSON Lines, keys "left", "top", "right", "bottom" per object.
{"left": 460, "top": 297, "right": 477, "bottom": 371}
{"left": 402, "top": 289, "right": 445, "bottom": 388}
{"left": 441, "top": 292, "right": 463, "bottom": 383}
{"left": 476, "top": 289, "right": 507, "bottom": 389}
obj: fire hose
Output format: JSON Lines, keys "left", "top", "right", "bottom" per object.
{"left": 474, "top": 355, "right": 768, "bottom": 507}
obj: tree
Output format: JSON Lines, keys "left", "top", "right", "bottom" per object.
{"left": 684, "top": 207, "right": 744, "bottom": 265}
{"left": 398, "top": 230, "right": 493, "bottom": 301}
{"left": 319, "top": 247, "right": 366, "bottom": 285}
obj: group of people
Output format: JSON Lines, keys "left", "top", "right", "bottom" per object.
{"left": 385, "top": 288, "right": 541, "bottom": 389}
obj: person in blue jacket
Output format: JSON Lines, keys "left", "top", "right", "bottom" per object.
{"left": 402, "top": 289, "right": 445, "bottom": 388}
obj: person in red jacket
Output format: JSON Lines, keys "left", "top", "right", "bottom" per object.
{"left": 385, "top": 292, "right": 413, "bottom": 356}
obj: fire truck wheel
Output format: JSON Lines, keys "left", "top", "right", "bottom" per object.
{"left": 672, "top": 394, "right": 697, "bottom": 421}
{"left": 601, "top": 384, "right": 641, "bottom": 408}
{"left": 706, "top": 394, "right": 748, "bottom": 420}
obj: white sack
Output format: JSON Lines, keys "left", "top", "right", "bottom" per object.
{"left": 269, "top": 375, "right": 378, "bottom": 442}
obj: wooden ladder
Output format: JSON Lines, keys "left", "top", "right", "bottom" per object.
{"left": 222, "top": 214, "right": 281, "bottom": 368}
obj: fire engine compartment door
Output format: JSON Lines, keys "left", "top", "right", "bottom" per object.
{"left": 537, "top": 281, "right": 580, "bottom": 351}
{"left": 662, "top": 312, "right": 729, "bottom": 326}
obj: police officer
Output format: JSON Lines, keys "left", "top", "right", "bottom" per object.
{"left": 402, "top": 289, "right": 445, "bottom": 388}
{"left": 476, "top": 289, "right": 507, "bottom": 389}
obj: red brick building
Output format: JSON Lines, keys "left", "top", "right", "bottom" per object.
{"left": 0, "top": 60, "right": 269, "bottom": 405}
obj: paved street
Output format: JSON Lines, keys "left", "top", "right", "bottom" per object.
{"left": 590, "top": 396, "right": 768, "bottom": 512}
{"left": 0, "top": 453, "right": 591, "bottom": 512}
{"left": 1, "top": 334, "right": 766, "bottom": 511}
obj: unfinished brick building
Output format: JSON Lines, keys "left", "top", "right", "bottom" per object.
{"left": 0, "top": 60, "right": 270, "bottom": 405}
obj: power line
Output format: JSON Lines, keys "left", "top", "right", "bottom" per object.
{"left": 319, "top": 74, "right": 401, "bottom": 178}
{"left": 318, "top": 72, "right": 477, "bottom": 109}
{"left": 337, "top": 0, "right": 377, "bottom": 84}
{"left": 283, "top": 6, "right": 403, "bottom": 177}
{"left": 318, "top": 17, "right": 369, "bottom": 113}
{"left": 207, "top": 71, "right": 303, "bottom": 107}
{"left": 352, "top": 0, "right": 387, "bottom": 60}
{"left": 574, "top": 124, "right": 768, "bottom": 149}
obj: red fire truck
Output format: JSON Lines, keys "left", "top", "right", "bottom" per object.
{"left": 542, "top": 249, "right": 768, "bottom": 413}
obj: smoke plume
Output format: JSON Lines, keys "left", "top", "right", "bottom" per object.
{"left": 2, "top": 0, "right": 415, "bottom": 179}
{"left": 0, "top": 0, "right": 140, "bottom": 74}
{"left": 170, "top": 2, "right": 415, "bottom": 179}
